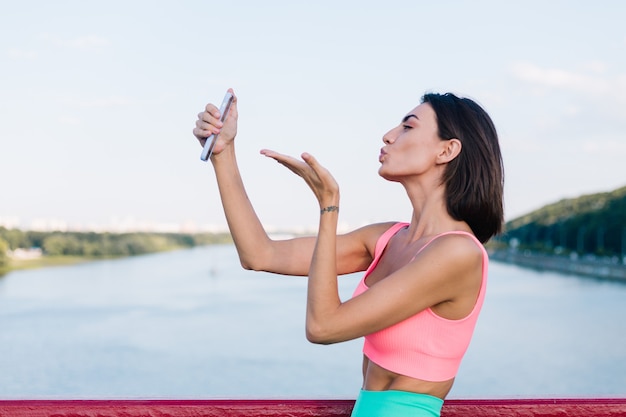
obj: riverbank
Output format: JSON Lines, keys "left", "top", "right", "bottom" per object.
{"left": 490, "top": 249, "right": 626, "bottom": 282}
{"left": 1, "top": 246, "right": 191, "bottom": 276}
{"left": 5, "top": 255, "right": 94, "bottom": 272}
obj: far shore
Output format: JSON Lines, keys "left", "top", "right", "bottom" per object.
{"left": 490, "top": 249, "right": 626, "bottom": 282}
{"left": 1, "top": 245, "right": 206, "bottom": 276}
{"left": 1, "top": 255, "right": 119, "bottom": 276}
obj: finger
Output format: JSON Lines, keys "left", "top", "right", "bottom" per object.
{"left": 204, "top": 103, "right": 221, "bottom": 120}
{"left": 264, "top": 152, "right": 306, "bottom": 172}
{"left": 192, "top": 127, "right": 208, "bottom": 144}
{"left": 301, "top": 153, "right": 338, "bottom": 192}
{"left": 301, "top": 152, "right": 328, "bottom": 176}
{"left": 199, "top": 110, "right": 224, "bottom": 129}
{"left": 261, "top": 149, "right": 309, "bottom": 176}
{"left": 260, "top": 149, "right": 292, "bottom": 162}
{"left": 301, "top": 152, "right": 316, "bottom": 166}
{"left": 195, "top": 118, "right": 220, "bottom": 136}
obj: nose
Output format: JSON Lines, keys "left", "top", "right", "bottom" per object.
{"left": 383, "top": 127, "right": 396, "bottom": 144}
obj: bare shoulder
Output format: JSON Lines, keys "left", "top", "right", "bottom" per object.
{"left": 335, "top": 222, "right": 402, "bottom": 274}
{"left": 429, "top": 233, "right": 483, "bottom": 257}
{"left": 417, "top": 232, "right": 485, "bottom": 276}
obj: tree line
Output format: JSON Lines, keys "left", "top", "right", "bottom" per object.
{"left": 0, "top": 227, "right": 232, "bottom": 272}
{"left": 495, "top": 185, "right": 626, "bottom": 258}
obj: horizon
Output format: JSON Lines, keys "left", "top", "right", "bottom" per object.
{"left": 3, "top": 182, "right": 624, "bottom": 234}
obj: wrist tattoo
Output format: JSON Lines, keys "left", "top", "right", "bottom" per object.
{"left": 320, "top": 205, "right": 339, "bottom": 215}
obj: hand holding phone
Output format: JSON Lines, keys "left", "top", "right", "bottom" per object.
{"left": 200, "top": 91, "right": 235, "bottom": 161}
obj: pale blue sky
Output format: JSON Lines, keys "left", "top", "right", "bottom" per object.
{"left": 1, "top": 1, "right": 625, "bottom": 232}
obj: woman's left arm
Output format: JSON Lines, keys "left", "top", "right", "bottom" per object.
{"left": 259, "top": 150, "right": 343, "bottom": 342}
{"left": 306, "top": 184, "right": 341, "bottom": 343}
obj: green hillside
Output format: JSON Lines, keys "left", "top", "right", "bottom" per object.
{"left": 499, "top": 185, "right": 626, "bottom": 257}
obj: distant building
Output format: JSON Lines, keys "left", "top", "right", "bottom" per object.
{"left": 8, "top": 248, "right": 43, "bottom": 260}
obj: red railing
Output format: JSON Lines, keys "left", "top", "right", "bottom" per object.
{"left": 1, "top": 398, "right": 626, "bottom": 417}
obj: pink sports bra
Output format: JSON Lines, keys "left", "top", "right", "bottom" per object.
{"left": 352, "top": 222, "right": 488, "bottom": 382}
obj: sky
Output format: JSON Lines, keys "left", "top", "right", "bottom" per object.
{"left": 1, "top": 1, "right": 625, "bottom": 233}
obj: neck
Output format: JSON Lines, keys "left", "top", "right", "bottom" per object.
{"left": 402, "top": 180, "right": 470, "bottom": 242}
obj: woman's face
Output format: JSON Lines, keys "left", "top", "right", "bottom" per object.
{"left": 378, "top": 102, "right": 445, "bottom": 181}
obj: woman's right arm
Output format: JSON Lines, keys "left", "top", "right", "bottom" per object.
{"left": 212, "top": 142, "right": 320, "bottom": 275}
{"left": 193, "top": 90, "right": 383, "bottom": 276}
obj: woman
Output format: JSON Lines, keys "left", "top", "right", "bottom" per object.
{"left": 193, "top": 89, "right": 504, "bottom": 417}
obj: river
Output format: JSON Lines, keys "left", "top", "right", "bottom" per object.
{"left": 0, "top": 244, "right": 624, "bottom": 399}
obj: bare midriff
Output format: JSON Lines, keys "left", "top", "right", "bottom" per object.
{"left": 362, "top": 356, "right": 454, "bottom": 400}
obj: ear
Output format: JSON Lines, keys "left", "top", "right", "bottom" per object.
{"left": 436, "top": 138, "right": 462, "bottom": 164}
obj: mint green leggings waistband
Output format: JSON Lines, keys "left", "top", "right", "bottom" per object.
{"left": 350, "top": 389, "right": 443, "bottom": 417}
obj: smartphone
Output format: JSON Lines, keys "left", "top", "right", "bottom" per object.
{"left": 200, "top": 91, "right": 234, "bottom": 161}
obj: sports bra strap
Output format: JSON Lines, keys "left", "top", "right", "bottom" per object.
{"left": 373, "top": 223, "right": 408, "bottom": 259}
{"left": 411, "top": 230, "right": 484, "bottom": 261}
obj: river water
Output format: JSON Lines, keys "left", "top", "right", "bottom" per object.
{"left": 0, "top": 244, "right": 624, "bottom": 399}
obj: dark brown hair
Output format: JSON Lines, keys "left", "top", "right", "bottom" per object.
{"left": 422, "top": 92, "right": 504, "bottom": 243}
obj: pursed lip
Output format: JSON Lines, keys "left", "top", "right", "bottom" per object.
{"left": 379, "top": 148, "right": 387, "bottom": 163}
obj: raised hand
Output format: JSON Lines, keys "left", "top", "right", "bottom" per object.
{"left": 192, "top": 88, "right": 238, "bottom": 157}
{"left": 260, "top": 149, "right": 340, "bottom": 209}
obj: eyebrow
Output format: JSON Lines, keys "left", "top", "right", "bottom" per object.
{"left": 402, "top": 114, "right": 418, "bottom": 123}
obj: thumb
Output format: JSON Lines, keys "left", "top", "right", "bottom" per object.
{"left": 227, "top": 88, "right": 238, "bottom": 119}
{"left": 301, "top": 152, "right": 317, "bottom": 167}
{"left": 302, "top": 153, "right": 328, "bottom": 176}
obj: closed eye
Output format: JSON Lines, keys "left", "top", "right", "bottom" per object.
{"left": 401, "top": 114, "right": 418, "bottom": 130}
